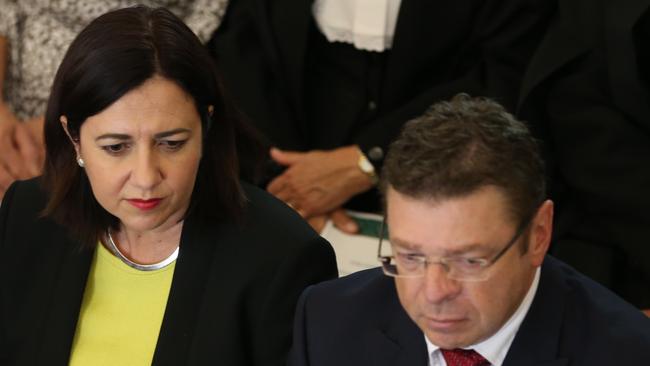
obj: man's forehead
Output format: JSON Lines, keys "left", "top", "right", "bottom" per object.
{"left": 385, "top": 186, "right": 517, "bottom": 252}
{"left": 385, "top": 185, "right": 514, "bottom": 221}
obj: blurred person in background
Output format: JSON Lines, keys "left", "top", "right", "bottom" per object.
{"left": 208, "top": 0, "right": 554, "bottom": 233}
{"left": 518, "top": 0, "right": 650, "bottom": 312}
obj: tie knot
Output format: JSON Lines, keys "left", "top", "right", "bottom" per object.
{"left": 441, "top": 348, "right": 490, "bottom": 366}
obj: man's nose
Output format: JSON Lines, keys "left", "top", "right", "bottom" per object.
{"left": 422, "top": 262, "right": 462, "bottom": 304}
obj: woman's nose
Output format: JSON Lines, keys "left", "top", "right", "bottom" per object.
{"left": 130, "top": 149, "right": 162, "bottom": 190}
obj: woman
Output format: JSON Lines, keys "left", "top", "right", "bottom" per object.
{"left": 0, "top": 0, "right": 228, "bottom": 199}
{"left": 0, "top": 6, "right": 337, "bottom": 365}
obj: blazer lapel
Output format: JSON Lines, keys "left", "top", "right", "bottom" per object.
{"left": 383, "top": 0, "right": 436, "bottom": 106}
{"left": 31, "top": 213, "right": 221, "bottom": 365}
{"left": 268, "top": 0, "right": 312, "bottom": 123}
{"left": 518, "top": 1, "right": 594, "bottom": 110}
{"left": 370, "top": 284, "right": 428, "bottom": 366}
{"left": 605, "top": 0, "right": 650, "bottom": 121}
{"left": 35, "top": 239, "right": 93, "bottom": 364}
{"left": 502, "top": 260, "right": 569, "bottom": 366}
{"left": 151, "top": 215, "right": 218, "bottom": 366}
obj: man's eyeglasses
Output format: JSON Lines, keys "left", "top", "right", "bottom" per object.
{"left": 377, "top": 213, "right": 535, "bottom": 282}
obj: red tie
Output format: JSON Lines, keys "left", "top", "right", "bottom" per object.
{"left": 441, "top": 349, "right": 490, "bottom": 366}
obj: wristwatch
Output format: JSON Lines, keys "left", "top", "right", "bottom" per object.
{"left": 357, "top": 149, "right": 378, "bottom": 185}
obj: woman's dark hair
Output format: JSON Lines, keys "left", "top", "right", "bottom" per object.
{"left": 42, "top": 6, "right": 264, "bottom": 247}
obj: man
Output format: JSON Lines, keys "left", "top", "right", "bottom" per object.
{"left": 289, "top": 95, "right": 650, "bottom": 366}
{"left": 208, "top": 0, "right": 553, "bottom": 232}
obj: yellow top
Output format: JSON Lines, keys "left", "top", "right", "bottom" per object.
{"left": 69, "top": 242, "right": 176, "bottom": 366}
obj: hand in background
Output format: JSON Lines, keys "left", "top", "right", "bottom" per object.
{"left": 0, "top": 105, "right": 45, "bottom": 200}
{"left": 307, "top": 214, "right": 328, "bottom": 233}
{"left": 267, "top": 146, "right": 374, "bottom": 218}
{"left": 307, "top": 208, "right": 359, "bottom": 235}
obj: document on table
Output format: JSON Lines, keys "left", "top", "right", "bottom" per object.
{"left": 319, "top": 210, "right": 389, "bottom": 277}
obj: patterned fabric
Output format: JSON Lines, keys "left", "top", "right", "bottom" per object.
{"left": 0, "top": 0, "right": 227, "bottom": 121}
{"left": 441, "top": 349, "right": 491, "bottom": 366}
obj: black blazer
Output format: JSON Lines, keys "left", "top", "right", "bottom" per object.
{"left": 209, "top": 0, "right": 554, "bottom": 163}
{"left": 518, "top": 0, "right": 650, "bottom": 307}
{"left": 0, "top": 178, "right": 338, "bottom": 365}
{"left": 288, "top": 257, "right": 650, "bottom": 366}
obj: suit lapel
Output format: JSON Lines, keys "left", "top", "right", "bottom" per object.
{"left": 268, "top": 0, "right": 312, "bottom": 123}
{"left": 605, "top": 0, "right": 650, "bottom": 121}
{"left": 151, "top": 215, "right": 218, "bottom": 366}
{"left": 383, "top": 0, "right": 435, "bottom": 106}
{"left": 518, "top": 1, "right": 593, "bottom": 110}
{"left": 370, "top": 281, "right": 428, "bottom": 366}
{"left": 386, "top": 0, "right": 424, "bottom": 68}
{"left": 35, "top": 238, "right": 93, "bottom": 364}
{"left": 502, "top": 259, "right": 569, "bottom": 366}
{"left": 367, "top": 259, "right": 574, "bottom": 366}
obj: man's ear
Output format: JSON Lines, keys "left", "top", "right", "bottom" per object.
{"left": 527, "top": 199, "right": 554, "bottom": 267}
{"left": 60, "top": 116, "right": 80, "bottom": 156}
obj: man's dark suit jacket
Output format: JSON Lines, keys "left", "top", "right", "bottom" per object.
{"left": 0, "top": 178, "right": 338, "bottom": 365}
{"left": 289, "top": 257, "right": 650, "bottom": 365}
{"left": 209, "top": 0, "right": 553, "bottom": 168}
{"left": 518, "top": 0, "right": 650, "bottom": 307}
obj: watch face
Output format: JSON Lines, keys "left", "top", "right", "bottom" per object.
{"left": 359, "top": 156, "right": 374, "bottom": 173}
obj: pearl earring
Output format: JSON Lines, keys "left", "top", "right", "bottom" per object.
{"left": 77, "top": 157, "right": 85, "bottom": 167}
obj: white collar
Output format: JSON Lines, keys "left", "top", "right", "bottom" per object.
{"left": 312, "top": 0, "right": 402, "bottom": 52}
{"left": 425, "top": 268, "right": 541, "bottom": 366}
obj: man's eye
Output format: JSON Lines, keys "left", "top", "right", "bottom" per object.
{"left": 395, "top": 253, "right": 425, "bottom": 272}
{"left": 397, "top": 253, "right": 424, "bottom": 264}
{"left": 455, "top": 257, "right": 487, "bottom": 270}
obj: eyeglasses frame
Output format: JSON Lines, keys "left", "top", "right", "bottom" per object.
{"left": 377, "top": 208, "right": 537, "bottom": 281}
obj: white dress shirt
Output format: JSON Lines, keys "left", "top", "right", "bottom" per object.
{"left": 312, "top": 0, "right": 402, "bottom": 52}
{"left": 425, "top": 268, "right": 541, "bottom": 366}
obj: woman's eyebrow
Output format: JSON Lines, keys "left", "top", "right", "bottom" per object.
{"left": 95, "top": 133, "right": 130, "bottom": 142}
{"left": 154, "top": 128, "right": 191, "bottom": 139}
{"left": 94, "top": 128, "right": 192, "bottom": 142}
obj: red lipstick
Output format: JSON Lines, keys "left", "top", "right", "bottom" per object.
{"left": 127, "top": 198, "right": 162, "bottom": 211}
